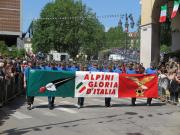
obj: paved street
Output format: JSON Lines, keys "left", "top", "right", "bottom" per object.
{"left": 0, "top": 96, "right": 180, "bottom": 135}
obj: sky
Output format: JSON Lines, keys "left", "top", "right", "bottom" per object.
{"left": 23, "top": 0, "right": 141, "bottom": 32}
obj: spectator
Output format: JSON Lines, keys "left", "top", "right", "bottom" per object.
{"left": 167, "top": 62, "right": 179, "bottom": 104}
{"left": 0, "top": 61, "right": 5, "bottom": 80}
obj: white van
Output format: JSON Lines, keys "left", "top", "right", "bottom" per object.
{"left": 48, "top": 51, "right": 70, "bottom": 61}
{"left": 109, "top": 54, "right": 124, "bottom": 61}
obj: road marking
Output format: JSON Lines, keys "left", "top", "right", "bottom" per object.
{"left": 41, "top": 111, "right": 57, "bottom": 117}
{"left": 39, "top": 102, "right": 49, "bottom": 105}
{"left": 91, "top": 98, "right": 117, "bottom": 104}
{"left": 11, "top": 112, "right": 32, "bottom": 119}
{"left": 35, "top": 98, "right": 79, "bottom": 110}
{"left": 61, "top": 101, "right": 79, "bottom": 107}
{"left": 55, "top": 107, "right": 77, "bottom": 114}
{"left": 91, "top": 98, "right": 104, "bottom": 103}
{"left": 60, "top": 100, "right": 80, "bottom": 108}
{"left": 61, "top": 100, "right": 74, "bottom": 104}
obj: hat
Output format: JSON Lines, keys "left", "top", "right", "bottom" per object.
{"left": 93, "top": 63, "right": 98, "bottom": 66}
{"left": 0, "top": 62, "right": 4, "bottom": 67}
{"left": 23, "top": 60, "right": 27, "bottom": 64}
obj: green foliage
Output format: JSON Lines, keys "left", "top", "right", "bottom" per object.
{"left": 11, "top": 46, "right": 26, "bottom": 58}
{"left": 160, "top": 19, "right": 171, "bottom": 47}
{"left": 0, "top": 42, "right": 25, "bottom": 58}
{"left": 159, "top": 18, "right": 172, "bottom": 55}
{"left": 0, "top": 41, "right": 9, "bottom": 56}
{"left": 105, "top": 26, "right": 126, "bottom": 49}
{"left": 32, "top": 0, "right": 105, "bottom": 58}
{"left": 160, "top": 44, "right": 171, "bottom": 53}
{"left": 17, "top": 49, "right": 26, "bottom": 57}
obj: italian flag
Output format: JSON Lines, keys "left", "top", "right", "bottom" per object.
{"left": 171, "top": 0, "right": 180, "bottom": 19}
{"left": 159, "top": 5, "right": 167, "bottom": 23}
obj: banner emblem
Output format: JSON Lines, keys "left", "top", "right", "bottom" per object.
{"left": 125, "top": 76, "right": 155, "bottom": 97}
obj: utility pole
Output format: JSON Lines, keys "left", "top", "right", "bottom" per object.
{"left": 118, "top": 14, "right": 135, "bottom": 61}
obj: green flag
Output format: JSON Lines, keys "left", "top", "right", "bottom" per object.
{"left": 27, "top": 70, "right": 75, "bottom": 97}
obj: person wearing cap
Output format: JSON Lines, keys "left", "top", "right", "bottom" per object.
{"left": 130, "top": 63, "right": 146, "bottom": 106}
{"left": 102, "top": 64, "right": 109, "bottom": 72}
{"left": 21, "top": 60, "right": 27, "bottom": 73}
{"left": 126, "top": 62, "right": 136, "bottom": 74}
{"left": 113, "top": 64, "right": 123, "bottom": 74}
{"left": 104, "top": 65, "right": 113, "bottom": 107}
{"left": 126, "top": 62, "right": 137, "bottom": 106}
{"left": 145, "top": 62, "right": 157, "bottom": 106}
{"left": 77, "top": 64, "right": 88, "bottom": 109}
{"left": 56, "top": 63, "right": 62, "bottom": 71}
{"left": 90, "top": 63, "right": 100, "bottom": 72}
{"left": 70, "top": 62, "right": 78, "bottom": 72}
{"left": 47, "top": 63, "right": 58, "bottom": 110}
{"left": 24, "top": 61, "right": 35, "bottom": 110}
{"left": 146, "top": 63, "right": 157, "bottom": 75}
{"left": 103, "top": 65, "right": 113, "bottom": 107}
{"left": 45, "top": 63, "right": 52, "bottom": 71}
{"left": 66, "top": 63, "right": 71, "bottom": 71}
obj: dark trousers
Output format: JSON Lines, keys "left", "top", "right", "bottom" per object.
{"left": 27, "top": 96, "right": 34, "bottom": 105}
{"left": 147, "top": 98, "right": 152, "bottom": 105}
{"left": 131, "top": 98, "right": 136, "bottom": 105}
{"left": 48, "top": 97, "right": 55, "bottom": 105}
{"left": 78, "top": 97, "right": 84, "bottom": 106}
{"left": 170, "top": 92, "right": 179, "bottom": 103}
{"left": 169, "top": 80, "right": 179, "bottom": 103}
{"left": 105, "top": 98, "right": 111, "bottom": 107}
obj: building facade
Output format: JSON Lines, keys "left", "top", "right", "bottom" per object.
{"left": 0, "top": 0, "right": 22, "bottom": 46}
{"left": 140, "top": 0, "right": 180, "bottom": 68}
{"left": 24, "top": 38, "right": 33, "bottom": 53}
{"left": 128, "top": 32, "right": 139, "bottom": 49}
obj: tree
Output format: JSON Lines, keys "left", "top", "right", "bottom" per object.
{"left": 0, "top": 42, "right": 25, "bottom": 58}
{"left": 0, "top": 41, "right": 9, "bottom": 56}
{"left": 160, "top": 18, "right": 171, "bottom": 47}
{"left": 105, "top": 26, "right": 126, "bottom": 49}
{"left": 32, "top": 0, "right": 105, "bottom": 58}
{"left": 160, "top": 44, "right": 170, "bottom": 53}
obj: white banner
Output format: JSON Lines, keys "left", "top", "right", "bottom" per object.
{"left": 75, "top": 71, "right": 119, "bottom": 97}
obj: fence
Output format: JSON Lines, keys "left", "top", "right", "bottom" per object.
{"left": 0, "top": 73, "right": 24, "bottom": 107}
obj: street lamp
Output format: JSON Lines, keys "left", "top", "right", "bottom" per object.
{"left": 118, "top": 13, "right": 135, "bottom": 60}
{"left": 125, "top": 14, "right": 129, "bottom": 32}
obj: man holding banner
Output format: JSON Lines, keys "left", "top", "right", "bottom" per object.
{"left": 145, "top": 63, "right": 157, "bottom": 106}
{"left": 47, "top": 63, "right": 58, "bottom": 110}
{"left": 24, "top": 61, "right": 35, "bottom": 110}
{"left": 126, "top": 63, "right": 137, "bottom": 106}
{"left": 104, "top": 65, "right": 113, "bottom": 107}
{"left": 119, "top": 62, "right": 158, "bottom": 106}
{"left": 27, "top": 61, "right": 158, "bottom": 109}
{"left": 77, "top": 64, "right": 88, "bottom": 108}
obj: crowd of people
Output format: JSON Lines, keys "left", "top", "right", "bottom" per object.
{"left": 110, "top": 48, "right": 140, "bottom": 62}
{"left": 0, "top": 56, "right": 22, "bottom": 82}
{"left": 0, "top": 54, "right": 180, "bottom": 110}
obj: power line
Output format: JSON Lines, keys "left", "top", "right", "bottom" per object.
{"left": 0, "top": 13, "right": 132, "bottom": 21}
